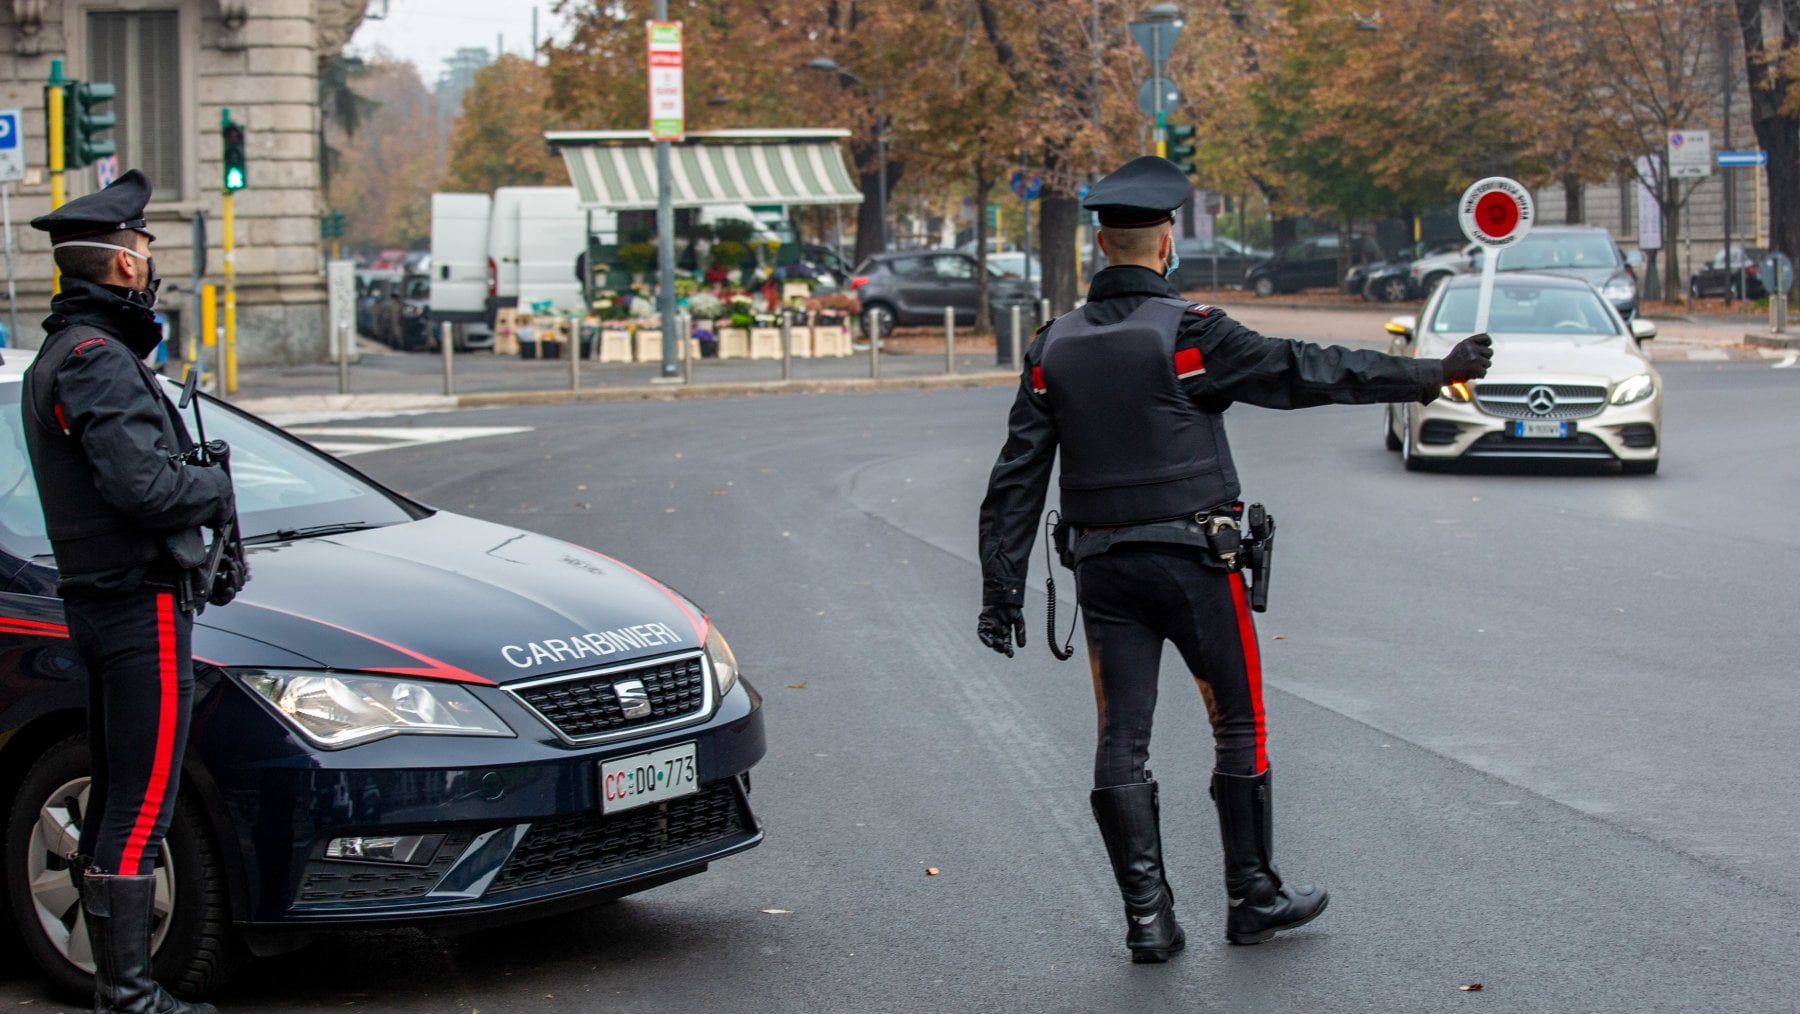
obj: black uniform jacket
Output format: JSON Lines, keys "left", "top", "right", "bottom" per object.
{"left": 22, "top": 278, "right": 232, "bottom": 597}
{"left": 977, "top": 265, "right": 1445, "bottom": 609}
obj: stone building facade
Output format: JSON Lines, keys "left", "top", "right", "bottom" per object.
{"left": 2, "top": 0, "right": 367, "bottom": 363}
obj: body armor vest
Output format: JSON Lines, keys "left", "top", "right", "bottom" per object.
{"left": 22, "top": 325, "right": 197, "bottom": 578}
{"left": 1038, "top": 297, "right": 1239, "bottom": 525}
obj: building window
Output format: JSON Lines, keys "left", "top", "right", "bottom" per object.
{"left": 87, "top": 10, "right": 183, "bottom": 200}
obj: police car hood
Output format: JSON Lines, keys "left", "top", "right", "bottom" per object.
{"left": 197, "top": 512, "right": 707, "bottom": 685}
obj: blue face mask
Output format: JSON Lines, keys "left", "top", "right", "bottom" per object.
{"left": 1164, "top": 244, "right": 1181, "bottom": 279}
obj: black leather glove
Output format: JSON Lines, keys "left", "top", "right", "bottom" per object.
{"left": 208, "top": 548, "right": 249, "bottom": 607}
{"left": 1441, "top": 332, "right": 1494, "bottom": 383}
{"left": 978, "top": 603, "right": 1027, "bottom": 658}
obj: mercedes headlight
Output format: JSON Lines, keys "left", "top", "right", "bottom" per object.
{"left": 1601, "top": 276, "right": 1636, "bottom": 302}
{"left": 240, "top": 671, "right": 514, "bottom": 748}
{"left": 1439, "top": 381, "right": 1473, "bottom": 403}
{"left": 1610, "top": 373, "right": 1655, "bottom": 405}
{"left": 704, "top": 627, "right": 740, "bottom": 695}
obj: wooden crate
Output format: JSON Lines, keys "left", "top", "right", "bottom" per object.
{"left": 812, "top": 322, "right": 853, "bottom": 356}
{"left": 747, "top": 327, "right": 782, "bottom": 360}
{"left": 717, "top": 328, "right": 750, "bottom": 359}
{"left": 598, "top": 328, "right": 633, "bottom": 363}
{"left": 634, "top": 329, "right": 663, "bottom": 362}
{"left": 787, "top": 324, "right": 813, "bottom": 358}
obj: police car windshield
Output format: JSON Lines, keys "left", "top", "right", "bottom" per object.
{"left": 1427, "top": 283, "right": 1623, "bottom": 342}
{"left": 0, "top": 381, "right": 418, "bottom": 561}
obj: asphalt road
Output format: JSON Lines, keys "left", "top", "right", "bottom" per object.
{"left": 5, "top": 358, "right": 1797, "bottom": 1012}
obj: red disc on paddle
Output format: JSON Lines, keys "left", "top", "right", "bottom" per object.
{"left": 1474, "top": 191, "right": 1521, "bottom": 241}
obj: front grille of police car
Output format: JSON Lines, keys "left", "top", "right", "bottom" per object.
{"left": 508, "top": 652, "right": 710, "bottom": 742}
{"left": 489, "top": 782, "right": 752, "bottom": 893}
{"left": 1474, "top": 383, "right": 1608, "bottom": 420}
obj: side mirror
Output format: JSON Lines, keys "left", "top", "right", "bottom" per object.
{"left": 1624, "top": 250, "right": 1645, "bottom": 268}
{"left": 1384, "top": 315, "right": 1417, "bottom": 341}
{"left": 1629, "top": 318, "right": 1657, "bottom": 342}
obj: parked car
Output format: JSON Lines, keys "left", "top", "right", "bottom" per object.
{"left": 850, "top": 251, "right": 1039, "bottom": 337}
{"left": 1482, "top": 224, "right": 1641, "bottom": 318}
{"left": 1688, "top": 246, "right": 1771, "bottom": 300}
{"left": 0, "top": 357, "right": 766, "bottom": 1000}
{"left": 1382, "top": 272, "right": 1661, "bottom": 474}
{"left": 1407, "top": 242, "right": 1479, "bottom": 300}
{"left": 1244, "top": 233, "right": 1385, "bottom": 297}
{"left": 983, "top": 250, "right": 1044, "bottom": 282}
{"left": 371, "top": 270, "right": 433, "bottom": 351}
{"left": 1169, "top": 236, "right": 1269, "bottom": 291}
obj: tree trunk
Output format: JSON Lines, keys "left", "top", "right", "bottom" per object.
{"left": 1663, "top": 188, "right": 1683, "bottom": 299}
{"left": 851, "top": 138, "right": 901, "bottom": 266}
{"left": 1737, "top": 0, "right": 1800, "bottom": 293}
{"left": 1562, "top": 175, "right": 1584, "bottom": 224}
{"left": 1039, "top": 194, "right": 1080, "bottom": 314}
{"left": 975, "top": 168, "right": 993, "bottom": 331}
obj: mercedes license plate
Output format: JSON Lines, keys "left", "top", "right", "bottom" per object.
{"left": 600, "top": 742, "right": 698, "bottom": 814}
{"left": 1511, "top": 420, "right": 1572, "bottom": 439}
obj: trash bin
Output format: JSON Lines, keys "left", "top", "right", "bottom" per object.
{"left": 991, "top": 296, "right": 1037, "bottom": 367}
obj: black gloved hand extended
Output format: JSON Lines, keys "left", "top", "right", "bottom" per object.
{"left": 978, "top": 603, "right": 1027, "bottom": 658}
{"left": 1442, "top": 332, "right": 1494, "bottom": 383}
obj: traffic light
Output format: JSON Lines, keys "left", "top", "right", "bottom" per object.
{"left": 1167, "top": 123, "right": 1198, "bottom": 176}
{"left": 67, "top": 81, "right": 116, "bottom": 168}
{"left": 220, "top": 110, "right": 246, "bottom": 191}
{"left": 319, "top": 210, "right": 346, "bottom": 239}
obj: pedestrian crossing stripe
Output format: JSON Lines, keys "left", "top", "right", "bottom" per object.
{"left": 282, "top": 425, "right": 534, "bottom": 457}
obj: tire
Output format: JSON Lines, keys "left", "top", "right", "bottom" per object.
{"left": 1375, "top": 276, "right": 1411, "bottom": 303}
{"left": 1689, "top": 279, "right": 1703, "bottom": 300}
{"left": 4, "top": 735, "right": 242, "bottom": 1002}
{"left": 1252, "top": 276, "right": 1276, "bottom": 298}
{"left": 860, "top": 303, "right": 895, "bottom": 340}
{"left": 1400, "top": 408, "right": 1428, "bottom": 471}
{"left": 1384, "top": 407, "right": 1403, "bottom": 451}
{"left": 1621, "top": 458, "right": 1659, "bottom": 475}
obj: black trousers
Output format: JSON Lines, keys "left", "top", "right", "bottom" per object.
{"left": 63, "top": 587, "right": 194, "bottom": 877}
{"left": 1076, "top": 546, "right": 1267, "bottom": 788}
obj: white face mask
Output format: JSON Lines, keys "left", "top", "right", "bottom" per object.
{"left": 53, "top": 240, "right": 160, "bottom": 307}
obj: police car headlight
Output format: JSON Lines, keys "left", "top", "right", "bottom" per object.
{"left": 1610, "top": 373, "right": 1655, "bottom": 405}
{"left": 238, "top": 670, "right": 515, "bottom": 749}
{"left": 704, "top": 627, "right": 740, "bottom": 695}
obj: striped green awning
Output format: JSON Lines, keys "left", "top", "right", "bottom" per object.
{"left": 546, "top": 129, "right": 865, "bottom": 211}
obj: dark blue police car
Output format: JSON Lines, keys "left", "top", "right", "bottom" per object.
{"left": 0, "top": 356, "right": 765, "bottom": 999}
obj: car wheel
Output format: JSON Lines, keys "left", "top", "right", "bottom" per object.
{"left": 1376, "top": 276, "right": 1411, "bottom": 303}
{"left": 861, "top": 303, "right": 895, "bottom": 340}
{"left": 4, "top": 735, "right": 241, "bottom": 1002}
{"left": 1689, "top": 279, "right": 1703, "bottom": 300}
{"left": 1400, "top": 408, "right": 1428, "bottom": 471}
{"left": 1621, "top": 458, "right": 1659, "bottom": 475}
{"left": 1252, "top": 276, "right": 1276, "bottom": 298}
{"left": 1384, "top": 407, "right": 1402, "bottom": 451}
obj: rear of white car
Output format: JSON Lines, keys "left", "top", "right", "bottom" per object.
{"left": 1385, "top": 273, "right": 1662, "bottom": 474}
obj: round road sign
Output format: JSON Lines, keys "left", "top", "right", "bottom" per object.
{"left": 1457, "top": 176, "right": 1534, "bottom": 248}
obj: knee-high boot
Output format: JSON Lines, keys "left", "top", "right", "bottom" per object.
{"left": 81, "top": 873, "right": 217, "bottom": 1014}
{"left": 1210, "top": 769, "right": 1329, "bottom": 945}
{"left": 1090, "top": 780, "right": 1186, "bottom": 963}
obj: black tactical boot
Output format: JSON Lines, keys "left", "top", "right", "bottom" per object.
{"left": 81, "top": 873, "right": 218, "bottom": 1014}
{"left": 1090, "top": 780, "right": 1186, "bottom": 963}
{"left": 1211, "top": 769, "right": 1329, "bottom": 945}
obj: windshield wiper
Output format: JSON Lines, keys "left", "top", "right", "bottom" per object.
{"left": 243, "top": 522, "right": 382, "bottom": 544}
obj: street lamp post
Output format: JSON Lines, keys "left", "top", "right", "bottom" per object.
{"left": 807, "top": 58, "right": 886, "bottom": 252}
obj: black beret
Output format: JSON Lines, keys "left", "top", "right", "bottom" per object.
{"left": 30, "top": 169, "right": 156, "bottom": 243}
{"left": 1082, "top": 156, "right": 1190, "bottom": 229}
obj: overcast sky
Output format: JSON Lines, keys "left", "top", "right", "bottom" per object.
{"left": 348, "top": 0, "right": 570, "bottom": 81}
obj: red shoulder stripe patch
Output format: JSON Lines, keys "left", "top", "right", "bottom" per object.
{"left": 1030, "top": 366, "right": 1047, "bottom": 394}
{"left": 1186, "top": 303, "right": 1217, "bottom": 317}
{"left": 73, "top": 337, "right": 107, "bottom": 356}
{"left": 1174, "top": 347, "right": 1206, "bottom": 379}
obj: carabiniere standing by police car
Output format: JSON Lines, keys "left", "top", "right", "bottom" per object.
{"left": 976, "top": 156, "right": 1493, "bottom": 963}
{"left": 21, "top": 170, "right": 245, "bottom": 1013}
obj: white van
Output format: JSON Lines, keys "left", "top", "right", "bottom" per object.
{"left": 428, "top": 193, "right": 492, "bottom": 348}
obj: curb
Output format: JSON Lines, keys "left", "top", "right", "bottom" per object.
{"left": 237, "top": 370, "right": 1019, "bottom": 418}
{"left": 1745, "top": 332, "right": 1800, "bottom": 350}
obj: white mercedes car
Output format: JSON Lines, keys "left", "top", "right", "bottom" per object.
{"left": 1383, "top": 272, "right": 1662, "bottom": 474}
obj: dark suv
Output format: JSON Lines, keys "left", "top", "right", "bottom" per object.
{"left": 1486, "top": 225, "right": 1640, "bottom": 318}
{"left": 850, "top": 251, "right": 1039, "bottom": 337}
{"left": 1244, "top": 233, "right": 1386, "bottom": 297}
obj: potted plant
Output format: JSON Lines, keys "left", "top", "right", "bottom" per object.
{"left": 686, "top": 292, "right": 726, "bottom": 358}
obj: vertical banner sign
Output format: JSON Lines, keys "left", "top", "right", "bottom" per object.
{"left": 1457, "top": 177, "right": 1535, "bottom": 335}
{"left": 647, "top": 21, "right": 684, "bottom": 141}
{"left": 1634, "top": 156, "right": 1661, "bottom": 251}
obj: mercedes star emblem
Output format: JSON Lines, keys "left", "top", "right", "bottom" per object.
{"left": 1525, "top": 386, "right": 1558, "bottom": 415}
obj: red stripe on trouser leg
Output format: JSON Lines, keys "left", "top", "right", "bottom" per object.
{"left": 1228, "top": 572, "right": 1268, "bottom": 774}
{"left": 118, "top": 593, "right": 179, "bottom": 876}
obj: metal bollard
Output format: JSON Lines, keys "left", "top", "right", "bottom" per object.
{"left": 944, "top": 306, "right": 956, "bottom": 374}
{"left": 441, "top": 321, "right": 455, "bottom": 396}
{"left": 869, "top": 321, "right": 881, "bottom": 380}
{"left": 680, "top": 313, "right": 694, "bottom": 383}
{"left": 336, "top": 322, "right": 350, "bottom": 395}
{"left": 570, "top": 322, "right": 582, "bottom": 391}
{"left": 1040, "top": 298, "right": 1051, "bottom": 325}
{"left": 781, "top": 314, "right": 793, "bottom": 381}
{"left": 1009, "top": 304, "right": 1022, "bottom": 369}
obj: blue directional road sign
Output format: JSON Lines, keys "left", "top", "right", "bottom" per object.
{"left": 0, "top": 109, "right": 25, "bottom": 183}
{"left": 1011, "top": 171, "right": 1042, "bottom": 200}
{"left": 1717, "top": 150, "right": 1768, "bottom": 168}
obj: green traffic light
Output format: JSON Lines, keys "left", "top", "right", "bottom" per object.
{"left": 221, "top": 117, "right": 247, "bottom": 191}
{"left": 59, "top": 79, "right": 116, "bottom": 168}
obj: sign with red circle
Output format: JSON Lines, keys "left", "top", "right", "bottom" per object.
{"left": 1458, "top": 177, "right": 1534, "bottom": 248}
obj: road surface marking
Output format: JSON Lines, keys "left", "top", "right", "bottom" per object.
{"left": 283, "top": 425, "right": 534, "bottom": 457}
{"left": 1775, "top": 353, "right": 1798, "bottom": 369}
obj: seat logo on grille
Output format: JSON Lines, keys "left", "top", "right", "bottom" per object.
{"left": 614, "top": 679, "right": 653, "bottom": 719}
{"left": 1525, "top": 386, "right": 1558, "bottom": 415}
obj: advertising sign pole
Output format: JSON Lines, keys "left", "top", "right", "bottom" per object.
{"left": 648, "top": 15, "right": 684, "bottom": 380}
{"left": 1457, "top": 177, "right": 1535, "bottom": 335}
